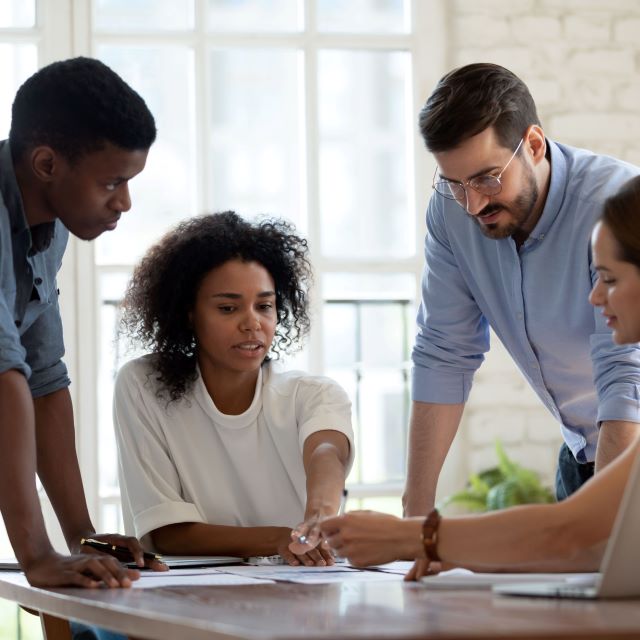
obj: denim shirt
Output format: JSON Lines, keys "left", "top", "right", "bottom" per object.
{"left": 0, "top": 140, "right": 70, "bottom": 397}
{"left": 412, "top": 139, "right": 640, "bottom": 462}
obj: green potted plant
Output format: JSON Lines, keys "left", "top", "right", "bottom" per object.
{"left": 439, "top": 440, "right": 555, "bottom": 512}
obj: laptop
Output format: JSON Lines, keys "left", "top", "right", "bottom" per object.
{"left": 493, "top": 453, "right": 640, "bottom": 599}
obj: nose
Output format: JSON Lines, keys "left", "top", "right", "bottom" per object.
{"left": 464, "top": 189, "right": 489, "bottom": 216}
{"left": 589, "top": 278, "right": 605, "bottom": 307}
{"left": 110, "top": 183, "right": 132, "bottom": 213}
{"left": 240, "top": 309, "right": 261, "bottom": 332}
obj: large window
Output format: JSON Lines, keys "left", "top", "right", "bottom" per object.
{"left": 1, "top": 0, "right": 439, "bottom": 543}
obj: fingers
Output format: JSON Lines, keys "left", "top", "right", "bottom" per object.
{"left": 302, "top": 547, "right": 326, "bottom": 566}
{"left": 24, "top": 553, "right": 140, "bottom": 589}
{"left": 404, "top": 558, "right": 432, "bottom": 582}
{"left": 281, "top": 548, "right": 301, "bottom": 566}
{"left": 318, "top": 543, "right": 335, "bottom": 566}
{"left": 146, "top": 558, "right": 169, "bottom": 572}
{"left": 118, "top": 536, "right": 146, "bottom": 568}
{"left": 85, "top": 533, "right": 149, "bottom": 568}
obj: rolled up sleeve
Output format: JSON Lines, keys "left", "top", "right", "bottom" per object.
{"left": 0, "top": 289, "right": 30, "bottom": 379}
{"left": 114, "top": 361, "right": 205, "bottom": 541}
{"left": 411, "top": 197, "right": 489, "bottom": 404}
{"left": 21, "top": 284, "right": 70, "bottom": 398}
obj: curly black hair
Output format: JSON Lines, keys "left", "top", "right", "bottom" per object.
{"left": 10, "top": 56, "right": 156, "bottom": 162}
{"left": 121, "top": 211, "right": 312, "bottom": 402}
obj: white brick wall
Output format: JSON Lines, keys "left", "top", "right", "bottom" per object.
{"left": 436, "top": 0, "right": 640, "bottom": 501}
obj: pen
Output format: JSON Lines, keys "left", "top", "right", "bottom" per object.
{"left": 298, "top": 488, "right": 349, "bottom": 545}
{"left": 80, "top": 538, "right": 163, "bottom": 564}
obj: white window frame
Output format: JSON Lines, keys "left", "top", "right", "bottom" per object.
{"left": 27, "top": 0, "right": 448, "bottom": 532}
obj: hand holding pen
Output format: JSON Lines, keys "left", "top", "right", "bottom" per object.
{"left": 79, "top": 533, "right": 167, "bottom": 571}
{"left": 289, "top": 489, "right": 348, "bottom": 557}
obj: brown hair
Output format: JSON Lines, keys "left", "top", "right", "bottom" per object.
{"left": 601, "top": 175, "right": 640, "bottom": 270}
{"left": 419, "top": 63, "right": 540, "bottom": 153}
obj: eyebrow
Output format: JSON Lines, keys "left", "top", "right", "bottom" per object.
{"left": 594, "top": 266, "right": 611, "bottom": 273}
{"left": 211, "top": 291, "right": 276, "bottom": 299}
{"left": 438, "top": 164, "right": 502, "bottom": 183}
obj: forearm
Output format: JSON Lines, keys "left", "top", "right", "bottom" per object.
{"left": 436, "top": 506, "right": 603, "bottom": 572}
{"left": 438, "top": 439, "right": 639, "bottom": 572}
{"left": 595, "top": 420, "right": 640, "bottom": 472}
{"left": 403, "top": 401, "right": 463, "bottom": 516}
{"left": 0, "top": 370, "right": 54, "bottom": 565}
{"left": 33, "top": 387, "right": 94, "bottom": 549}
{"left": 150, "top": 522, "right": 291, "bottom": 556}
{"left": 304, "top": 431, "right": 350, "bottom": 519}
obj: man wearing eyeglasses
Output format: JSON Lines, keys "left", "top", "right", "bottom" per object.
{"left": 404, "top": 63, "right": 640, "bottom": 575}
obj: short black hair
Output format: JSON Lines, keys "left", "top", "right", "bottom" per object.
{"left": 10, "top": 56, "right": 156, "bottom": 162}
{"left": 121, "top": 211, "right": 313, "bottom": 402}
{"left": 419, "top": 63, "right": 540, "bottom": 153}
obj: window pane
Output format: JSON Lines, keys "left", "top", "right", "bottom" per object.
{"left": 101, "top": 503, "right": 123, "bottom": 533}
{"left": 317, "top": 0, "right": 408, "bottom": 33}
{"left": 94, "top": 0, "right": 195, "bottom": 31}
{"left": 0, "top": 1, "right": 35, "bottom": 27}
{"left": 208, "top": 48, "right": 303, "bottom": 227}
{"left": 350, "top": 496, "right": 402, "bottom": 517}
{"left": 323, "top": 272, "right": 414, "bottom": 300}
{"left": 97, "top": 273, "right": 129, "bottom": 496}
{"left": 96, "top": 46, "right": 197, "bottom": 265}
{"left": 319, "top": 50, "right": 412, "bottom": 259}
{"left": 324, "top": 304, "right": 357, "bottom": 367}
{"left": 0, "top": 44, "right": 37, "bottom": 138}
{"left": 323, "top": 274, "right": 413, "bottom": 486}
{"left": 207, "top": 0, "right": 301, "bottom": 32}
{"left": 359, "top": 369, "right": 408, "bottom": 483}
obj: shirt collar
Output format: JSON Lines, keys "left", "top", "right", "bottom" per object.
{"left": 0, "top": 139, "right": 56, "bottom": 253}
{"left": 526, "top": 138, "right": 567, "bottom": 243}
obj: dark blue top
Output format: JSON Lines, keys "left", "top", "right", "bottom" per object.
{"left": 0, "top": 140, "right": 70, "bottom": 397}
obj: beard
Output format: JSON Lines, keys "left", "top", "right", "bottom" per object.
{"left": 469, "top": 166, "right": 540, "bottom": 240}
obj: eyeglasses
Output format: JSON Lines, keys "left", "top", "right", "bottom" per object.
{"left": 432, "top": 137, "right": 525, "bottom": 210}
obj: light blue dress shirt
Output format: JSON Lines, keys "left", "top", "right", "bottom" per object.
{"left": 0, "top": 140, "right": 70, "bottom": 397}
{"left": 412, "top": 139, "right": 640, "bottom": 462}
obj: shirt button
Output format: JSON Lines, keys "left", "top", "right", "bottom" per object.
{"left": 15, "top": 320, "right": 21, "bottom": 328}
{"left": 34, "top": 277, "right": 43, "bottom": 285}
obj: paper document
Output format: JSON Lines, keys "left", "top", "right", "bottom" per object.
{"left": 365, "top": 561, "right": 414, "bottom": 574}
{"left": 134, "top": 569, "right": 274, "bottom": 588}
{"left": 420, "top": 568, "right": 599, "bottom": 590}
{"left": 220, "top": 564, "right": 402, "bottom": 584}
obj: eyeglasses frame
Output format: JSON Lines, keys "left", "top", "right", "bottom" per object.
{"left": 432, "top": 136, "right": 525, "bottom": 212}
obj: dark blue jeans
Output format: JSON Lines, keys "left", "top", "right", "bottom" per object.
{"left": 555, "top": 442, "right": 595, "bottom": 501}
{"left": 70, "top": 621, "right": 126, "bottom": 640}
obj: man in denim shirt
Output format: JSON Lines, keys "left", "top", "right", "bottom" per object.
{"left": 0, "top": 57, "right": 162, "bottom": 588}
{"left": 403, "top": 64, "right": 640, "bottom": 579}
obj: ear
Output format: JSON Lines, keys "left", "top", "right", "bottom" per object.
{"left": 523, "top": 125, "right": 546, "bottom": 167}
{"left": 30, "top": 146, "right": 64, "bottom": 183}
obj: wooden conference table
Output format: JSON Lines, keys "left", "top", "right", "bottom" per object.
{"left": 1, "top": 570, "right": 640, "bottom": 640}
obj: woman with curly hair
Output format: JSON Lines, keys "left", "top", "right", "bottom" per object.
{"left": 114, "top": 211, "right": 353, "bottom": 565}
